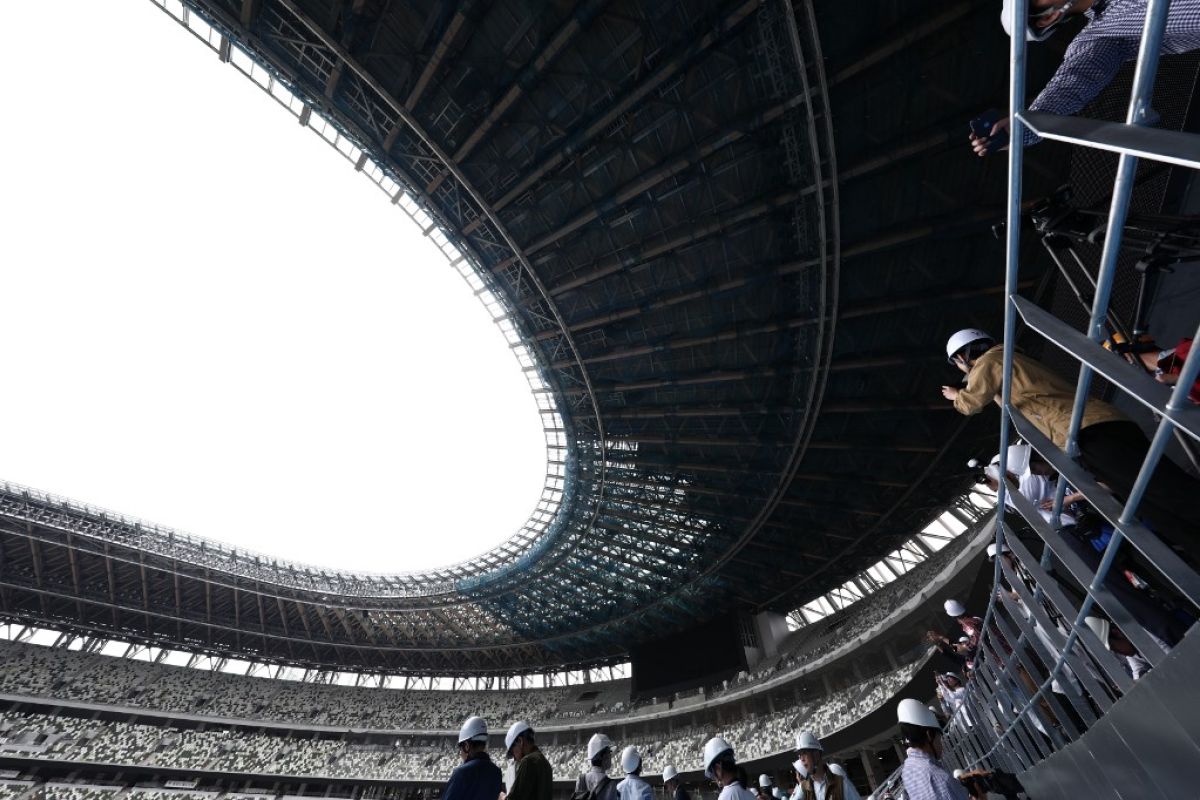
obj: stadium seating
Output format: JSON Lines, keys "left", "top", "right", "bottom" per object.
{"left": 0, "top": 657, "right": 923, "bottom": 782}
{"left": 0, "top": 531, "right": 968, "bottom": 738}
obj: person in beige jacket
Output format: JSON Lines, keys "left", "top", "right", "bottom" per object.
{"left": 940, "top": 329, "right": 1199, "bottom": 555}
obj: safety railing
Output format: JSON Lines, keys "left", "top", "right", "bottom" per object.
{"left": 940, "top": 0, "right": 1200, "bottom": 777}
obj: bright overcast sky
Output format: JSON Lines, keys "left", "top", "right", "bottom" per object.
{"left": 0, "top": 1, "right": 548, "bottom": 573}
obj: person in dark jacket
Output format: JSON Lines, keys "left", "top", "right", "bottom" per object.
{"left": 663, "top": 765, "right": 690, "bottom": 800}
{"left": 506, "top": 721, "right": 552, "bottom": 800}
{"left": 445, "top": 716, "right": 503, "bottom": 800}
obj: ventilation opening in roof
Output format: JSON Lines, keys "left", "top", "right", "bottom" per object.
{"left": 0, "top": 0, "right": 553, "bottom": 574}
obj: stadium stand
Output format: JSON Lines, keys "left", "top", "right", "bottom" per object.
{"left": 0, "top": 656, "right": 924, "bottom": 782}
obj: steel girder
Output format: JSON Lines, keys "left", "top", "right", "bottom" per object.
{"left": 0, "top": 0, "right": 1049, "bottom": 674}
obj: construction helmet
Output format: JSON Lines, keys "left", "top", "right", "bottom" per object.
{"left": 662, "top": 766, "right": 679, "bottom": 784}
{"left": 702, "top": 736, "right": 734, "bottom": 780}
{"left": 505, "top": 721, "right": 532, "bottom": 756}
{"left": 986, "top": 542, "right": 1013, "bottom": 560}
{"left": 944, "top": 671, "right": 963, "bottom": 683}
{"left": 828, "top": 763, "right": 846, "bottom": 778}
{"left": 945, "top": 328, "right": 995, "bottom": 364}
{"left": 458, "top": 715, "right": 489, "bottom": 745}
{"left": 897, "top": 698, "right": 941, "bottom": 729}
{"left": 944, "top": 599, "right": 967, "bottom": 617}
{"left": 621, "top": 745, "right": 642, "bottom": 774}
{"left": 985, "top": 444, "right": 1032, "bottom": 481}
{"left": 758, "top": 774, "right": 773, "bottom": 788}
{"left": 1000, "top": 0, "right": 1073, "bottom": 41}
{"left": 773, "top": 789, "right": 784, "bottom": 799}
{"left": 587, "top": 733, "right": 614, "bottom": 761}
{"left": 795, "top": 731, "right": 823, "bottom": 752}
{"left": 953, "top": 769, "right": 966, "bottom": 780}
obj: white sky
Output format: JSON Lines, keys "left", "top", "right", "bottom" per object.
{"left": 0, "top": 1, "right": 548, "bottom": 573}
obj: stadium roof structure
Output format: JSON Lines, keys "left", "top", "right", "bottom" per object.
{"left": 0, "top": 0, "right": 1059, "bottom": 675}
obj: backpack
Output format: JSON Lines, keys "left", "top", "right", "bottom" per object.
{"left": 571, "top": 775, "right": 613, "bottom": 800}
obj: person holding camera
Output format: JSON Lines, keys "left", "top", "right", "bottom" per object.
{"left": 941, "top": 328, "right": 1200, "bottom": 556}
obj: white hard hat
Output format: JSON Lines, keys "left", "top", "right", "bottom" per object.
{"left": 897, "top": 698, "right": 941, "bottom": 728}
{"left": 795, "top": 731, "right": 823, "bottom": 752}
{"left": 953, "top": 769, "right": 965, "bottom": 780}
{"left": 958, "top": 636, "right": 970, "bottom": 643}
{"left": 621, "top": 745, "right": 642, "bottom": 775}
{"left": 828, "top": 763, "right": 846, "bottom": 778}
{"left": 944, "top": 672, "right": 963, "bottom": 683}
{"left": 505, "top": 721, "right": 532, "bottom": 756}
{"left": 945, "top": 328, "right": 994, "bottom": 363}
{"left": 944, "top": 599, "right": 966, "bottom": 617}
{"left": 1085, "top": 616, "right": 1112, "bottom": 650}
{"left": 458, "top": 715, "right": 489, "bottom": 745}
{"left": 702, "top": 736, "right": 734, "bottom": 780}
{"left": 759, "top": 774, "right": 773, "bottom": 788}
{"left": 792, "top": 758, "right": 808, "bottom": 779}
{"left": 1000, "top": 0, "right": 1070, "bottom": 41}
{"left": 986, "top": 542, "right": 1013, "bottom": 559}
{"left": 662, "top": 766, "right": 679, "bottom": 784}
{"left": 587, "top": 733, "right": 614, "bottom": 761}
{"left": 985, "top": 444, "right": 1032, "bottom": 480}
{"left": 773, "top": 789, "right": 784, "bottom": 799}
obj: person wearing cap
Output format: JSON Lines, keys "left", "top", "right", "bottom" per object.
{"left": 756, "top": 775, "right": 775, "bottom": 800}
{"left": 575, "top": 734, "right": 618, "bottom": 800}
{"left": 895, "top": 699, "right": 967, "bottom": 800}
{"left": 791, "top": 731, "right": 861, "bottom": 800}
{"left": 701, "top": 736, "right": 755, "bottom": 800}
{"left": 941, "top": 328, "right": 1200, "bottom": 554}
{"left": 617, "top": 746, "right": 653, "bottom": 800}
{"left": 969, "top": 0, "right": 1200, "bottom": 156}
{"left": 506, "top": 721, "right": 552, "bottom": 800}
{"left": 663, "top": 766, "right": 690, "bottom": 800}
{"left": 444, "top": 716, "right": 504, "bottom": 800}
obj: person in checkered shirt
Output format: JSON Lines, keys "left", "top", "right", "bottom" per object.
{"left": 970, "top": 0, "right": 1200, "bottom": 155}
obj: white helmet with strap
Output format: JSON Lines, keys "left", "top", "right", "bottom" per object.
{"left": 794, "top": 731, "right": 823, "bottom": 752}
{"left": 945, "top": 328, "right": 995, "bottom": 363}
{"left": 1000, "top": 0, "right": 1074, "bottom": 41}
{"left": 457, "top": 715, "right": 489, "bottom": 745}
{"left": 702, "top": 736, "right": 734, "bottom": 780}
{"left": 897, "top": 698, "right": 942, "bottom": 729}
{"left": 944, "top": 598, "right": 967, "bottom": 617}
{"left": 505, "top": 721, "right": 532, "bottom": 756}
{"left": 985, "top": 444, "right": 1032, "bottom": 481}
{"left": 759, "top": 774, "right": 773, "bottom": 788}
{"left": 662, "top": 766, "right": 679, "bottom": 784}
{"left": 621, "top": 745, "right": 642, "bottom": 775}
{"left": 587, "top": 733, "right": 614, "bottom": 761}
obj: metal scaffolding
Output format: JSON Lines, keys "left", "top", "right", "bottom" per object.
{"left": 942, "top": 0, "right": 1200, "bottom": 780}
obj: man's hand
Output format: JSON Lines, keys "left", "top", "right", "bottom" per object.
{"left": 970, "top": 116, "right": 1011, "bottom": 157}
{"left": 941, "top": 385, "right": 960, "bottom": 401}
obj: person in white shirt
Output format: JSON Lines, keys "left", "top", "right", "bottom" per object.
{"left": 702, "top": 737, "right": 757, "bottom": 800}
{"left": 983, "top": 444, "right": 1077, "bottom": 527}
{"left": 791, "top": 732, "right": 862, "bottom": 800}
{"left": 616, "top": 746, "right": 653, "bottom": 800}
